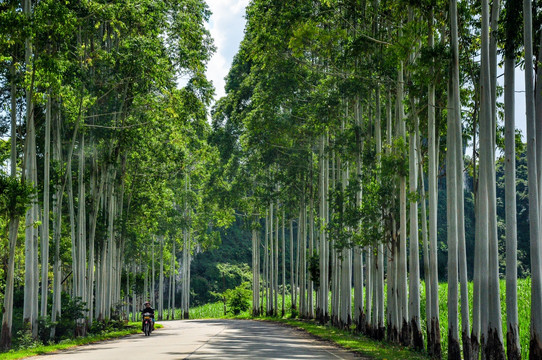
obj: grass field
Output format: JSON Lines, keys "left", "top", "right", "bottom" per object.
{"left": 186, "top": 278, "right": 532, "bottom": 359}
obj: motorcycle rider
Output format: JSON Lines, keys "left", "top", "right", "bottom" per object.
{"left": 141, "top": 301, "right": 155, "bottom": 331}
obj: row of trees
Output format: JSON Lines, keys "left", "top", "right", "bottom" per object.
{"left": 212, "top": 0, "right": 541, "bottom": 358}
{"left": 0, "top": 0, "right": 231, "bottom": 349}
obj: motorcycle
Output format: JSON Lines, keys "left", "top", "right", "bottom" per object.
{"left": 142, "top": 312, "right": 153, "bottom": 336}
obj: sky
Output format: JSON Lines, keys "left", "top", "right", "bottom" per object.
{"left": 202, "top": 1, "right": 528, "bottom": 143}
{"left": 205, "top": 0, "right": 250, "bottom": 102}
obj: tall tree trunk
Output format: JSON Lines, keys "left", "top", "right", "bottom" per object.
{"left": 318, "top": 134, "right": 328, "bottom": 323}
{"left": 68, "top": 154, "right": 77, "bottom": 298}
{"left": 354, "top": 97, "right": 364, "bottom": 332}
{"left": 40, "top": 92, "right": 52, "bottom": 319}
{"left": 375, "top": 86, "right": 385, "bottom": 339}
{"left": 447, "top": 72, "right": 461, "bottom": 359}
{"left": 448, "top": 2, "right": 468, "bottom": 357}
{"left": 397, "top": 60, "right": 408, "bottom": 344}
{"left": 290, "top": 219, "right": 296, "bottom": 310}
{"left": 1, "top": 64, "right": 21, "bottom": 349}
{"left": 282, "top": 211, "right": 286, "bottom": 316}
{"left": 152, "top": 236, "right": 156, "bottom": 310}
{"left": 504, "top": 45, "right": 520, "bottom": 360}
{"left": 416, "top": 111, "right": 431, "bottom": 348}
{"left": 172, "top": 239, "right": 176, "bottom": 319}
{"left": 408, "top": 99, "right": 422, "bottom": 350}
{"left": 523, "top": 0, "right": 542, "bottom": 357}
{"left": 252, "top": 216, "right": 260, "bottom": 316}
{"left": 265, "top": 209, "right": 270, "bottom": 314}
{"left": 76, "top": 133, "right": 87, "bottom": 335}
{"left": 276, "top": 201, "right": 280, "bottom": 316}
{"left": 485, "top": 0, "right": 506, "bottom": 357}
{"left": 23, "top": 0, "right": 37, "bottom": 336}
{"left": 159, "top": 235, "right": 164, "bottom": 320}
{"left": 51, "top": 109, "right": 63, "bottom": 336}
{"left": 427, "top": 9, "right": 441, "bottom": 355}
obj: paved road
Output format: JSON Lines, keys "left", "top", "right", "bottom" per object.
{"left": 28, "top": 319, "right": 364, "bottom": 359}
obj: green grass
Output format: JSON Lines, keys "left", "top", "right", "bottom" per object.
{"left": 419, "top": 278, "right": 531, "bottom": 359}
{"left": 264, "top": 317, "right": 429, "bottom": 360}
{"left": 0, "top": 322, "right": 163, "bottom": 360}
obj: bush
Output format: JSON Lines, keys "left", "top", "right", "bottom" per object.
{"left": 223, "top": 282, "right": 251, "bottom": 315}
{"left": 14, "top": 327, "right": 42, "bottom": 350}
{"left": 36, "top": 292, "right": 87, "bottom": 344}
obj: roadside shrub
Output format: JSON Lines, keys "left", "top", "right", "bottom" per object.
{"left": 36, "top": 292, "right": 87, "bottom": 344}
{"left": 223, "top": 282, "right": 251, "bottom": 315}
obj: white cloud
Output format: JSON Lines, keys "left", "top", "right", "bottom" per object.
{"left": 205, "top": 0, "right": 249, "bottom": 101}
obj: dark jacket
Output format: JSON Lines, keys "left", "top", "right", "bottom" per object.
{"left": 141, "top": 306, "right": 155, "bottom": 317}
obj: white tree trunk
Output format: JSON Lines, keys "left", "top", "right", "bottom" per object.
{"left": 308, "top": 197, "right": 314, "bottom": 318}
{"left": 290, "top": 219, "right": 296, "bottom": 310}
{"left": 252, "top": 216, "right": 260, "bottom": 315}
{"left": 523, "top": 0, "right": 542, "bottom": 356}
{"left": 159, "top": 235, "right": 164, "bottom": 320}
{"left": 408, "top": 101, "right": 422, "bottom": 350}
{"left": 152, "top": 236, "right": 156, "bottom": 309}
{"left": 77, "top": 133, "right": 87, "bottom": 334}
{"left": 504, "top": 49, "right": 520, "bottom": 359}
{"left": 40, "top": 92, "right": 52, "bottom": 319}
{"left": 23, "top": 0, "right": 37, "bottom": 334}
{"left": 1, "top": 65, "right": 21, "bottom": 349}
{"left": 282, "top": 211, "right": 286, "bottom": 316}
{"left": 396, "top": 61, "right": 408, "bottom": 343}
{"left": 427, "top": 12, "right": 441, "bottom": 353}
{"left": 375, "top": 86, "right": 385, "bottom": 338}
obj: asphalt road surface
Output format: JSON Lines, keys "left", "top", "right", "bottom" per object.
{"left": 28, "top": 319, "right": 364, "bottom": 359}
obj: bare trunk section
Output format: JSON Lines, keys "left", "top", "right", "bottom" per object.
{"left": 23, "top": 0, "right": 37, "bottom": 336}
{"left": 159, "top": 235, "right": 164, "bottom": 320}
{"left": 396, "top": 60, "right": 409, "bottom": 345}
{"left": 290, "top": 219, "right": 296, "bottom": 310}
{"left": 40, "top": 93, "right": 52, "bottom": 319}
{"left": 408, "top": 99, "right": 422, "bottom": 350}
{"left": 1, "top": 64, "right": 21, "bottom": 349}
{"left": 375, "top": 86, "right": 385, "bottom": 339}
{"left": 447, "top": 73, "right": 461, "bottom": 359}
{"left": 427, "top": 9, "right": 441, "bottom": 355}
{"left": 252, "top": 216, "right": 260, "bottom": 316}
{"left": 51, "top": 110, "right": 64, "bottom": 336}
{"left": 265, "top": 210, "right": 269, "bottom": 314}
{"left": 76, "top": 133, "right": 87, "bottom": 335}
{"left": 486, "top": 0, "right": 506, "bottom": 357}
{"left": 504, "top": 30, "right": 521, "bottom": 360}
{"left": 523, "top": 0, "right": 542, "bottom": 358}
{"left": 282, "top": 211, "right": 286, "bottom": 317}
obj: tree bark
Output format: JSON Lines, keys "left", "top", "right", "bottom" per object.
{"left": 1, "top": 64, "right": 21, "bottom": 349}
{"left": 523, "top": 0, "right": 542, "bottom": 357}
{"left": 427, "top": 10, "right": 441, "bottom": 355}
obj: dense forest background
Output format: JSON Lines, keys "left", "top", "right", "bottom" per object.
{"left": 190, "top": 147, "right": 531, "bottom": 306}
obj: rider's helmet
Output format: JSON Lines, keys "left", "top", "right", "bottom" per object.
{"left": 144, "top": 301, "right": 151, "bottom": 306}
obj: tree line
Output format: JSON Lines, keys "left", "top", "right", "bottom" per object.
{"left": 211, "top": 0, "right": 542, "bottom": 359}
{"left": 0, "top": 0, "right": 232, "bottom": 350}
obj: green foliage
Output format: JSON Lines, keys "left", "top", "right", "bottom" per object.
{"left": 36, "top": 293, "right": 87, "bottom": 344}
{"left": 223, "top": 282, "right": 251, "bottom": 315}
{"left": 190, "top": 217, "right": 253, "bottom": 305}
{"left": 13, "top": 327, "right": 42, "bottom": 351}
{"left": 0, "top": 175, "right": 34, "bottom": 219}
{"left": 307, "top": 250, "right": 320, "bottom": 290}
